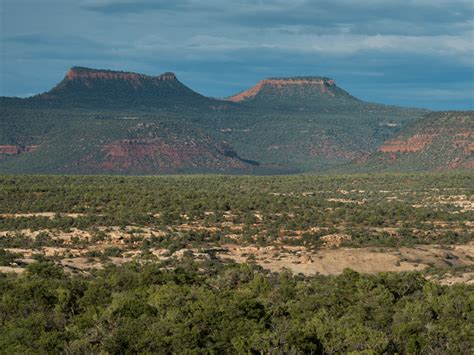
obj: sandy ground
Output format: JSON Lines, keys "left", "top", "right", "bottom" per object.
{"left": 1, "top": 222, "right": 472, "bottom": 284}
{"left": 428, "top": 272, "right": 474, "bottom": 286}
{"left": 0, "top": 266, "right": 24, "bottom": 274}
{"left": 0, "top": 212, "right": 85, "bottom": 219}
{"left": 217, "top": 243, "right": 474, "bottom": 276}
{"left": 2, "top": 243, "right": 473, "bottom": 284}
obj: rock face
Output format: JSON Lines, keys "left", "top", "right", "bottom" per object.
{"left": 0, "top": 145, "right": 23, "bottom": 155}
{"left": 379, "top": 134, "right": 434, "bottom": 153}
{"left": 86, "top": 138, "right": 256, "bottom": 174}
{"left": 227, "top": 76, "right": 358, "bottom": 109}
{"left": 363, "top": 111, "right": 474, "bottom": 171}
{"left": 228, "top": 77, "right": 337, "bottom": 102}
{"left": 0, "top": 145, "right": 39, "bottom": 159}
{"left": 38, "top": 67, "right": 219, "bottom": 109}
{"left": 65, "top": 67, "right": 177, "bottom": 82}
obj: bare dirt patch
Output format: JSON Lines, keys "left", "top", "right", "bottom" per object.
{"left": 217, "top": 243, "right": 474, "bottom": 277}
{"left": 320, "top": 233, "right": 352, "bottom": 247}
{"left": 0, "top": 266, "right": 24, "bottom": 274}
{"left": 412, "top": 194, "right": 474, "bottom": 213}
{"left": 0, "top": 212, "right": 85, "bottom": 219}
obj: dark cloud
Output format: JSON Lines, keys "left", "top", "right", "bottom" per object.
{"left": 221, "top": 1, "right": 473, "bottom": 39}
{"left": 3, "top": 35, "right": 117, "bottom": 63}
{"left": 80, "top": 0, "right": 189, "bottom": 13}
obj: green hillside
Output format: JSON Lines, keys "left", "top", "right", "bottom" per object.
{"left": 0, "top": 67, "right": 437, "bottom": 174}
{"left": 0, "top": 108, "right": 270, "bottom": 174}
{"left": 354, "top": 111, "right": 473, "bottom": 172}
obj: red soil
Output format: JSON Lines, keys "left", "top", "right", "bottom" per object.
{"left": 379, "top": 134, "right": 434, "bottom": 153}
{"left": 0, "top": 145, "right": 39, "bottom": 156}
{"left": 90, "top": 139, "right": 247, "bottom": 172}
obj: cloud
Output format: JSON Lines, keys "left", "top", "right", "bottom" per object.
{"left": 75, "top": 0, "right": 474, "bottom": 64}
{"left": 1, "top": 0, "right": 473, "bottom": 109}
{"left": 225, "top": 0, "right": 473, "bottom": 25}
{"left": 3, "top": 34, "right": 116, "bottom": 62}
{"left": 80, "top": 0, "right": 188, "bottom": 13}
{"left": 126, "top": 30, "right": 473, "bottom": 65}
{"left": 78, "top": 0, "right": 474, "bottom": 36}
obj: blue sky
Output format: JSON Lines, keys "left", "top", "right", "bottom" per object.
{"left": 1, "top": 0, "right": 473, "bottom": 109}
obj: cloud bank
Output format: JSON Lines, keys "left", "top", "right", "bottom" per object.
{"left": 1, "top": 0, "right": 473, "bottom": 109}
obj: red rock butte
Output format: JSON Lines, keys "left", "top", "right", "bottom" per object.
{"left": 65, "top": 67, "right": 177, "bottom": 82}
{"left": 228, "top": 77, "right": 336, "bottom": 102}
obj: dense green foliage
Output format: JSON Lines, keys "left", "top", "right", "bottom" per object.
{"left": 1, "top": 259, "right": 473, "bottom": 354}
{"left": 0, "top": 173, "right": 472, "bottom": 353}
{"left": 0, "top": 261, "right": 474, "bottom": 354}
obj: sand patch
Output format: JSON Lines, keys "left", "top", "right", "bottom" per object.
{"left": 217, "top": 243, "right": 474, "bottom": 276}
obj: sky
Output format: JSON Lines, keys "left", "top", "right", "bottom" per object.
{"left": 1, "top": 0, "right": 473, "bottom": 110}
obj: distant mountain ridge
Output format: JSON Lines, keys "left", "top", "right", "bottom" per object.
{"left": 2, "top": 66, "right": 469, "bottom": 174}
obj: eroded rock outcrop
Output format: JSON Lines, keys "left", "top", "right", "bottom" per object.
{"left": 0, "top": 145, "right": 39, "bottom": 158}
{"left": 228, "top": 77, "right": 337, "bottom": 102}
